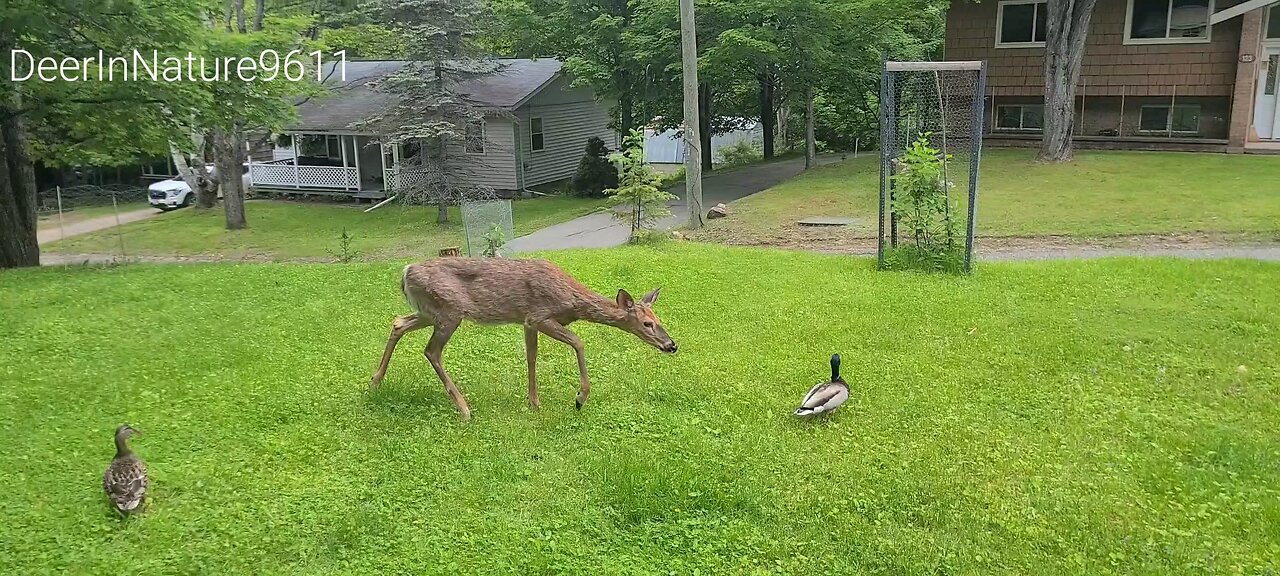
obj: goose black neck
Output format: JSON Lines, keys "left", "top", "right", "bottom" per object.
{"left": 830, "top": 354, "right": 841, "bottom": 382}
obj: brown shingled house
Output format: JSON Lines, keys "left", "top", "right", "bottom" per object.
{"left": 945, "top": 0, "right": 1280, "bottom": 153}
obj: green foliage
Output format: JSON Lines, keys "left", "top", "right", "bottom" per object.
{"left": 570, "top": 137, "right": 619, "bottom": 198}
{"left": 330, "top": 227, "right": 360, "bottom": 263}
{"left": 604, "top": 129, "right": 677, "bottom": 242}
{"left": 2, "top": 245, "right": 1279, "bottom": 574}
{"left": 718, "top": 140, "right": 762, "bottom": 167}
{"left": 317, "top": 24, "right": 406, "bottom": 58}
{"left": 481, "top": 223, "right": 506, "bottom": 257}
{"left": 885, "top": 134, "right": 962, "bottom": 272}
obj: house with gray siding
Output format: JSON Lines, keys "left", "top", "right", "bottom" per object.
{"left": 250, "top": 58, "right": 618, "bottom": 199}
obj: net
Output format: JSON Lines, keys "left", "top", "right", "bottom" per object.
{"left": 878, "top": 61, "right": 987, "bottom": 273}
{"left": 461, "top": 199, "right": 514, "bottom": 257}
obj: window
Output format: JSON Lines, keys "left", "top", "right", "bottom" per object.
{"left": 995, "top": 104, "right": 1044, "bottom": 131}
{"left": 1138, "top": 104, "right": 1200, "bottom": 134}
{"left": 465, "top": 120, "right": 485, "bottom": 154}
{"left": 996, "top": 1, "right": 1048, "bottom": 47}
{"left": 530, "top": 117, "right": 545, "bottom": 151}
{"left": 326, "top": 135, "right": 341, "bottom": 158}
{"left": 1266, "top": 55, "right": 1278, "bottom": 97}
{"left": 1126, "top": 0, "right": 1212, "bottom": 44}
{"left": 1268, "top": 4, "right": 1280, "bottom": 40}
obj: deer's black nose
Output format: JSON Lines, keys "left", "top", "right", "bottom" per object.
{"left": 663, "top": 342, "right": 678, "bottom": 353}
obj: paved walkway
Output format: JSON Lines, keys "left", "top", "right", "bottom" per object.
{"left": 504, "top": 155, "right": 844, "bottom": 253}
{"left": 37, "top": 208, "right": 159, "bottom": 246}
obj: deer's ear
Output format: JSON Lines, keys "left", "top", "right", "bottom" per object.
{"left": 616, "top": 289, "right": 635, "bottom": 309}
{"left": 642, "top": 288, "right": 661, "bottom": 306}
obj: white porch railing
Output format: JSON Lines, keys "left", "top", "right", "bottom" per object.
{"left": 250, "top": 163, "right": 359, "bottom": 190}
{"left": 383, "top": 168, "right": 442, "bottom": 192}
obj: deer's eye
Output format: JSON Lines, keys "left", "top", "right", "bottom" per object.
{"left": 643, "top": 321, "right": 654, "bottom": 329}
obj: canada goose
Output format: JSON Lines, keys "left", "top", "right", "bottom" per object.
{"left": 794, "top": 354, "right": 850, "bottom": 418}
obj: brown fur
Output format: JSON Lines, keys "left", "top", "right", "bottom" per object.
{"left": 369, "top": 257, "right": 676, "bottom": 420}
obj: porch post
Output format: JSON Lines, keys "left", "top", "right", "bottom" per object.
{"left": 340, "top": 134, "right": 351, "bottom": 190}
{"left": 291, "top": 133, "right": 301, "bottom": 189}
{"left": 1228, "top": 8, "right": 1265, "bottom": 152}
{"left": 380, "top": 141, "right": 389, "bottom": 192}
{"left": 352, "top": 136, "right": 362, "bottom": 191}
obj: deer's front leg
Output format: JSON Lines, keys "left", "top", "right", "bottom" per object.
{"left": 423, "top": 318, "right": 471, "bottom": 421}
{"left": 533, "top": 319, "right": 590, "bottom": 410}
{"left": 524, "top": 324, "right": 540, "bottom": 409}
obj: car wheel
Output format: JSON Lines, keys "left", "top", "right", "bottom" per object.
{"left": 180, "top": 193, "right": 192, "bottom": 208}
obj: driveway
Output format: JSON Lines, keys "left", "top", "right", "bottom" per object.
{"left": 505, "top": 154, "right": 844, "bottom": 253}
{"left": 37, "top": 207, "right": 159, "bottom": 246}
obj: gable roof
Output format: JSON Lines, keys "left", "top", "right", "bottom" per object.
{"left": 291, "top": 58, "right": 564, "bottom": 132}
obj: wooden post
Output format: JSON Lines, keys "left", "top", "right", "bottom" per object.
{"left": 291, "top": 133, "right": 300, "bottom": 189}
{"left": 679, "top": 0, "right": 704, "bottom": 229}
{"left": 351, "top": 135, "right": 362, "bottom": 192}
{"left": 340, "top": 133, "right": 351, "bottom": 190}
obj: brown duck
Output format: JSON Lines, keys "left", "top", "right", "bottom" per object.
{"left": 103, "top": 425, "right": 148, "bottom": 515}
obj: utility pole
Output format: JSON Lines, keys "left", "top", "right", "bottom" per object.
{"left": 679, "top": 0, "right": 704, "bottom": 229}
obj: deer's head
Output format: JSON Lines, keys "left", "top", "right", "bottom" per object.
{"left": 616, "top": 288, "right": 677, "bottom": 354}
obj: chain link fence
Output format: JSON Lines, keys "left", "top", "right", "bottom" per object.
{"left": 878, "top": 60, "right": 987, "bottom": 274}
{"left": 36, "top": 184, "right": 154, "bottom": 262}
{"left": 461, "top": 199, "right": 514, "bottom": 257}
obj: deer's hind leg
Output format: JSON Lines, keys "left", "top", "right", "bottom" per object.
{"left": 524, "top": 324, "right": 540, "bottom": 409}
{"left": 423, "top": 317, "right": 471, "bottom": 421}
{"left": 370, "top": 314, "right": 430, "bottom": 389}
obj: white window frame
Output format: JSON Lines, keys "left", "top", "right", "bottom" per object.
{"left": 1137, "top": 104, "right": 1202, "bottom": 135}
{"left": 1124, "top": 0, "right": 1215, "bottom": 45}
{"left": 529, "top": 117, "right": 545, "bottom": 152}
{"left": 1266, "top": 4, "right": 1280, "bottom": 43}
{"left": 994, "top": 104, "right": 1045, "bottom": 132}
{"left": 464, "top": 120, "right": 486, "bottom": 155}
{"left": 995, "top": 0, "right": 1049, "bottom": 48}
{"left": 325, "top": 135, "right": 341, "bottom": 159}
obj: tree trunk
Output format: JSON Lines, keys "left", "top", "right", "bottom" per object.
{"left": 213, "top": 128, "right": 247, "bottom": 230}
{"left": 1039, "top": 0, "right": 1097, "bottom": 163}
{"left": 620, "top": 90, "right": 634, "bottom": 137}
{"left": 804, "top": 88, "right": 816, "bottom": 169}
{"left": 235, "top": 0, "right": 247, "bottom": 33}
{"left": 224, "top": 1, "right": 234, "bottom": 32}
{"left": 679, "top": 0, "right": 703, "bottom": 229}
{"left": 759, "top": 74, "right": 775, "bottom": 159}
{"left": 0, "top": 91, "right": 40, "bottom": 269}
{"left": 253, "top": 0, "right": 265, "bottom": 31}
{"left": 699, "top": 82, "right": 713, "bottom": 172}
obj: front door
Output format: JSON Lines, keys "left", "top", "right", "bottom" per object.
{"left": 1256, "top": 48, "right": 1280, "bottom": 140}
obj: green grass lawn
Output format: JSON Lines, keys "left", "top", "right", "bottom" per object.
{"left": 41, "top": 196, "right": 607, "bottom": 260}
{"left": 692, "top": 149, "right": 1280, "bottom": 250}
{"left": 1, "top": 243, "right": 1277, "bottom": 574}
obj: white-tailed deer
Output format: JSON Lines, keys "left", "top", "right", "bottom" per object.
{"left": 369, "top": 257, "right": 677, "bottom": 420}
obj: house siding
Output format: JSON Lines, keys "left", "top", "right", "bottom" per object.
{"left": 515, "top": 74, "right": 618, "bottom": 187}
{"left": 446, "top": 115, "right": 519, "bottom": 192}
{"left": 945, "top": 0, "right": 1260, "bottom": 142}
{"left": 946, "top": 0, "right": 1247, "bottom": 97}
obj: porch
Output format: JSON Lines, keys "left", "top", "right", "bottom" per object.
{"left": 248, "top": 133, "right": 439, "bottom": 200}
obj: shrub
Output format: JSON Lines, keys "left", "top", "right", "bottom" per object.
{"left": 571, "top": 137, "right": 620, "bottom": 198}
{"left": 718, "top": 140, "right": 762, "bottom": 167}
{"left": 605, "top": 129, "right": 677, "bottom": 242}
{"left": 884, "top": 134, "right": 963, "bottom": 273}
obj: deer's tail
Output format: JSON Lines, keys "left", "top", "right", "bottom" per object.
{"left": 401, "top": 264, "right": 426, "bottom": 316}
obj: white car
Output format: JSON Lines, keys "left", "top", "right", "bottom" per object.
{"left": 148, "top": 163, "right": 251, "bottom": 210}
